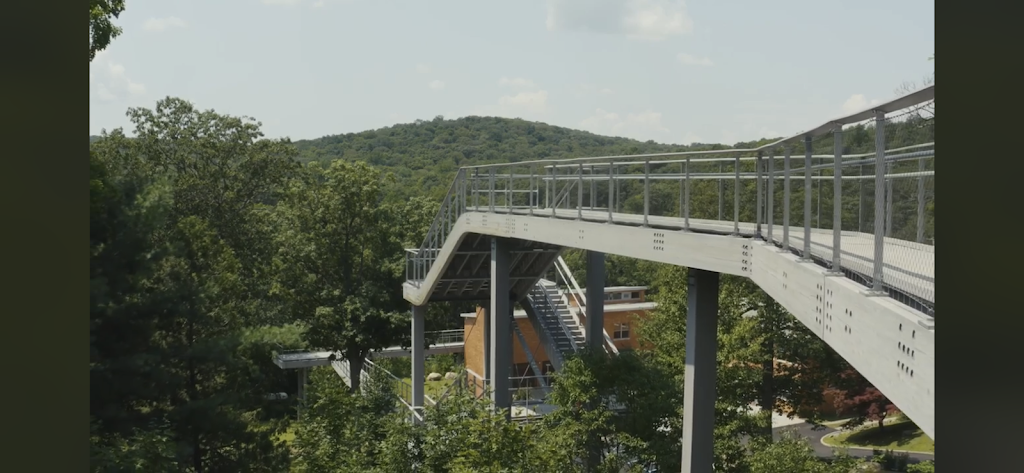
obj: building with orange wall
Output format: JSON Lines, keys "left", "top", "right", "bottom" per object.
{"left": 461, "top": 285, "right": 656, "bottom": 389}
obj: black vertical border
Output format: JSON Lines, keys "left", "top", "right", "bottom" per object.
{"left": 936, "top": 0, "right": 1019, "bottom": 470}
{"left": 2, "top": 1, "right": 87, "bottom": 471}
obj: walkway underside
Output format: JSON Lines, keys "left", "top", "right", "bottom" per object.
{"left": 403, "top": 209, "right": 935, "bottom": 439}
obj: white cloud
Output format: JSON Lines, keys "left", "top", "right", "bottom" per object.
{"left": 546, "top": 0, "right": 693, "bottom": 41}
{"left": 263, "top": 0, "right": 301, "bottom": 6}
{"left": 498, "top": 77, "right": 536, "bottom": 88}
{"left": 498, "top": 90, "right": 549, "bottom": 114}
{"left": 312, "top": 0, "right": 325, "bottom": 6}
{"left": 841, "top": 94, "right": 881, "bottom": 114}
{"left": 676, "top": 53, "right": 712, "bottom": 66}
{"left": 416, "top": 63, "right": 431, "bottom": 74}
{"left": 579, "top": 108, "right": 669, "bottom": 141}
{"left": 143, "top": 16, "right": 187, "bottom": 32}
{"left": 429, "top": 80, "right": 445, "bottom": 90}
{"left": 91, "top": 53, "right": 146, "bottom": 101}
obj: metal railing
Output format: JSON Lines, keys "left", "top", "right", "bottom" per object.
{"left": 405, "top": 86, "right": 935, "bottom": 315}
{"left": 552, "top": 257, "right": 620, "bottom": 355}
{"left": 428, "top": 329, "right": 465, "bottom": 346}
{"left": 527, "top": 281, "right": 579, "bottom": 365}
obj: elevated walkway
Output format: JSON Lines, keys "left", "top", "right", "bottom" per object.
{"left": 400, "top": 85, "right": 936, "bottom": 444}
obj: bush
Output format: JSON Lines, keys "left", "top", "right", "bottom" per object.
{"left": 871, "top": 449, "right": 909, "bottom": 472}
{"left": 907, "top": 460, "right": 935, "bottom": 473}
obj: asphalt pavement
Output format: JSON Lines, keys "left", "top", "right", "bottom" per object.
{"left": 772, "top": 421, "right": 935, "bottom": 463}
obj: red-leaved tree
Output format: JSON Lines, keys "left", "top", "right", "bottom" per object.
{"left": 825, "top": 369, "right": 898, "bottom": 431}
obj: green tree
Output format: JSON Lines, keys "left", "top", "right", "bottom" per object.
{"left": 90, "top": 0, "right": 126, "bottom": 61}
{"left": 292, "top": 367, "right": 400, "bottom": 472}
{"left": 91, "top": 99, "right": 303, "bottom": 471}
{"left": 543, "top": 349, "right": 683, "bottom": 472}
{"left": 272, "top": 160, "right": 411, "bottom": 392}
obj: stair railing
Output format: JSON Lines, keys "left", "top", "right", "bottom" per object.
{"left": 529, "top": 282, "right": 580, "bottom": 354}
{"left": 553, "top": 257, "right": 620, "bottom": 356}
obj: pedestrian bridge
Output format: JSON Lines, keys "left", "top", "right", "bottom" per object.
{"left": 401, "top": 86, "right": 934, "bottom": 471}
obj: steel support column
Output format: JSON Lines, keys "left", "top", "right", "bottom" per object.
{"left": 482, "top": 307, "right": 491, "bottom": 387}
{"left": 585, "top": 251, "right": 606, "bottom": 352}
{"left": 681, "top": 268, "right": 720, "bottom": 473}
{"left": 489, "top": 237, "right": 512, "bottom": 417}
{"left": 411, "top": 304, "right": 426, "bottom": 421}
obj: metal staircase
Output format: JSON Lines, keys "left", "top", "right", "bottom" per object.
{"left": 522, "top": 256, "right": 620, "bottom": 374}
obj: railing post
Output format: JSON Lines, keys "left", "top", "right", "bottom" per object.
{"left": 473, "top": 169, "right": 480, "bottom": 211}
{"left": 508, "top": 166, "right": 513, "bottom": 211}
{"left": 816, "top": 156, "right": 822, "bottom": 228}
{"left": 489, "top": 167, "right": 496, "bottom": 213}
{"left": 679, "top": 161, "right": 685, "bottom": 219}
{"left": 684, "top": 158, "right": 691, "bottom": 231}
{"left": 803, "top": 136, "right": 812, "bottom": 259}
{"left": 832, "top": 125, "right": 843, "bottom": 272}
{"left": 872, "top": 111, "right": 886, "bottom": 291}
{"left": 858, "top": 164, "right": 866, "bottom": 232}
{"left": 529, "top": 166, "right": 535, "bottom": 216}
{"left": 590, "top": 165, "right": 596, "bottom": 210}
{"left": 551, "top": 166, "right": 558, "bottom": 218}
{"left": 545, "top": 165, "right": 551, "bottom": 209}
{"left": 608, "top": 162, "right": 614, "bottom": 223}
{"left": 767, "top": 150, "right": 774, "bottom": 244}
{"left": 577, "top": 163, "right": 584, "bottom": 220}
{"left": 782, "top": 145, "right": 791, "bottom": 252}
{"left": 615, "top": 172, "right": 621, "bottom": 213}
{"left": 885, "top": 161, "right": 893, "bottom": 236}
{"left": 718, "top": 162, "right": 724, "bottom": 221}
{"left": 460, "top": 169, "right": 467, "bottom": 216}
{"left": 917, "top": 156, "right": 925, "bottom": 243}
{"left": 643, "top": 159, "right": 651, "bottom": 227}
{"left": 733, "top": 154, "right": 740, "bottom": 235}
{"left": 756, "top": 150, "right": 763, "bottom": 239}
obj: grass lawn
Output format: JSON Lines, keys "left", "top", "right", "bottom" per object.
{"left": 824, "top": 420, "right": 934, "bottom": 453}
{"left": 400, "top": 377, "right": 454, "bottom": 402}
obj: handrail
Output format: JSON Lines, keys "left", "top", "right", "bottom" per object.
{"left": 537, "top": 142, "right": 934, "bottom": 170}
{"left": 554, "top": 257, "right": 619, "bottom": 356}
{"left": 530, "top": 283, "right": 579, "bottom": 355}
{"left": 457, "top": 86, "right": 934, "bottom": 170}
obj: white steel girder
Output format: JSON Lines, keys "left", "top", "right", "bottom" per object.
{"left": 403, "top": 211, "right": 934, "bottom": 439}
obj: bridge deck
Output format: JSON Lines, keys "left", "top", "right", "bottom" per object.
{"left": 491, "top": 207, "right": 934, "bottom": 306}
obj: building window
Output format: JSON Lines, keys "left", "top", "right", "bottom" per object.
{"left": 631, "top": 291, "right": 640, "bottom": 300}
{"left": 613, "top": 323, "right": 630, "bottom": 340}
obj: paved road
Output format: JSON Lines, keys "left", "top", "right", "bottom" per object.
{"left": 773, "top": 421, "right": 935, "bottom": 463}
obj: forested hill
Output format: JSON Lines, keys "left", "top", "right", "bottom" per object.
{"left": 291, "top": 116, "right": 761, "bottom": 202}
{"left": 92, "top": 115, "right": 776, "bottom": 202}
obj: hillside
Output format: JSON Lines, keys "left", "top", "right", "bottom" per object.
{"left": 93, "top": 115, "right": 775, "bottom": 203}
{"left": 291, "top": 116, "right": 758, "bottom": 202}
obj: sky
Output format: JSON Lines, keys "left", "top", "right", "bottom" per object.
{"left": 89, "top": 0, "right": 934, "bottom": 145}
